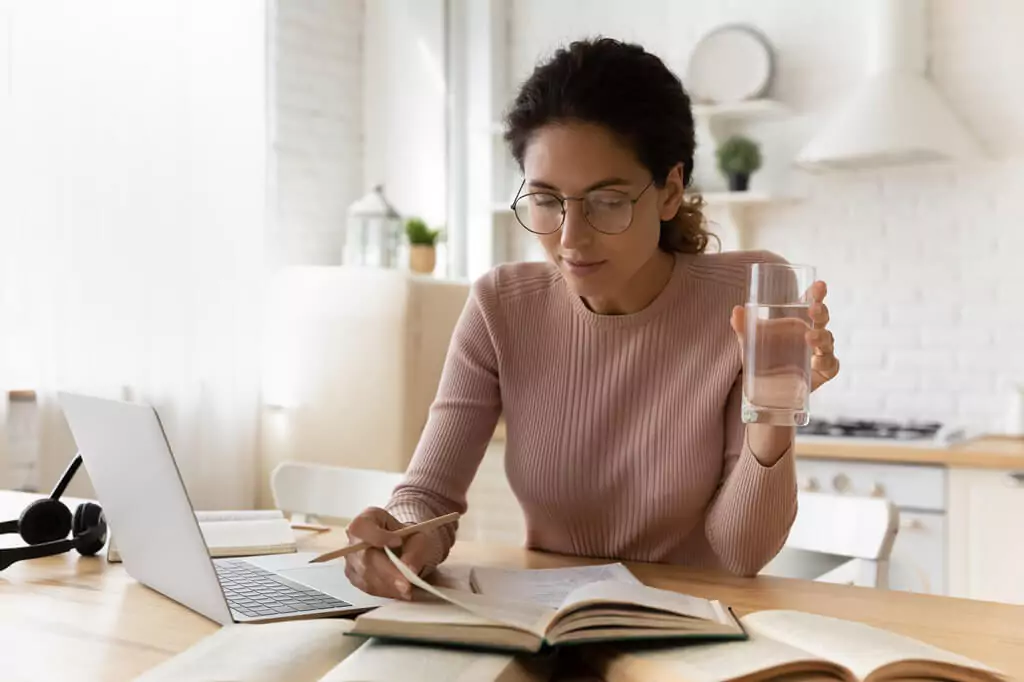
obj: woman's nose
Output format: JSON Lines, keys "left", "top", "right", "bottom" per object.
{"left": 560, "top": 200, "right": 592, "bottom": 249}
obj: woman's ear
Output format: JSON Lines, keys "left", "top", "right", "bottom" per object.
{"left": 658, "top": 162, "right": 685, "bottom": 221}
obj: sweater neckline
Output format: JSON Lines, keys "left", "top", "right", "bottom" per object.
{"left": 565, "top": 252, "right": 692, "bottom": 330}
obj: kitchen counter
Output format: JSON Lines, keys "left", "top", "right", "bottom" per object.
{"left": 796, "top": 434, "right": 1024, "bottom": 469}
{"left": 489, "top": 420, "right": 1024, "bottom": 470}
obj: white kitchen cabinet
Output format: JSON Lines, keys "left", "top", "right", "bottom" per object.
{"left": 948, "top": 468, "right": 1024, "bottom": 605}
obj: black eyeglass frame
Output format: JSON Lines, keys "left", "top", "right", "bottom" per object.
{"left": 509, "top": 178, "right": 656, "bottom": 235}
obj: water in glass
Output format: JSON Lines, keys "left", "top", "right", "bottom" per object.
{"left": 742, "top": 301, "right": 812, "bottom": 426}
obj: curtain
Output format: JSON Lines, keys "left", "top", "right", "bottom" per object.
{"left": 0, "top": 0, "right": 269, "bottom": 509}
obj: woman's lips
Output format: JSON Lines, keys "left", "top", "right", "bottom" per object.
{"left": 562, "top": 258, "right": 607, "bottom": 276}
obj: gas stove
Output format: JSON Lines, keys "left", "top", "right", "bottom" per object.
{"left": 797, "top": 418, "right": 946, "bottom": 442}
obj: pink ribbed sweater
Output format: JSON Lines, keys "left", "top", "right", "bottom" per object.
{"left": 386, "top": 250, "right": 797, "bottom": 577}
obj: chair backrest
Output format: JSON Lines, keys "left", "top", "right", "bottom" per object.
{"left": 762, "top": 491, "right": 899, "bottom": 588}
{"left": 270, "top": 461, "right": 404, "bottom": 523}
{"left": 786, "top": 491, "right": 899, "bottom": 560}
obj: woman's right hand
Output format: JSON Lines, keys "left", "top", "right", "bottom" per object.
{"left": 342, "top": 507, "right": 434, "bottom": 600}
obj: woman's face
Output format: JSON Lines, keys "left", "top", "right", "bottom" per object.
{"left": 519, "top": 121, "right": 683, "bottom": 304}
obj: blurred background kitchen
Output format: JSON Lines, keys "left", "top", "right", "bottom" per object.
{"left": 1, "top": 1, "right": 1022, "bottom": 606}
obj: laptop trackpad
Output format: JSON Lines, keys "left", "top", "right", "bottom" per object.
{"left": 276, "top": 565, "right": 391, "bottom": 608}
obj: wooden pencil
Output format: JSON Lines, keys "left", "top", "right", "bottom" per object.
{"left": 306, "top": 512, "right": 461, "bottom": 564}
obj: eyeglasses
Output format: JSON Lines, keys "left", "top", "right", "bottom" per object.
{"left": 510, "top": 179, "right": 655, "bottom": 235}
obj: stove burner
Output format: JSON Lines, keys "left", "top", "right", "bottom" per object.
{"left": 798, "top": 418, "right": 943, "bottom": 440}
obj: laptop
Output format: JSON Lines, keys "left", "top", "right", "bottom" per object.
{"left": 56, "top": 391, "right": 390, "bottom": 625}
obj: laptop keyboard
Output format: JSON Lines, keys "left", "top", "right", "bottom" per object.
{"left": 214, "top": 559, "right": 352, "bottom": 618}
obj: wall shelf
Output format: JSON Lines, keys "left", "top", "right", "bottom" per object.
{"left": 701, "top": 190, "right": 780, "bottom": 207}
{"left": 686, "top": 98, "right": 798, "bottom": 252}
{"left": 691, "top": 98, "right": 789, "bottom": 122}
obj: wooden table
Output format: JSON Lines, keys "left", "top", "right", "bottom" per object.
{"left": 1, "top": 491, "right": 1022, "bottom": 681}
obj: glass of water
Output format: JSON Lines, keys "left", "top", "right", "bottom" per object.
{"left": 742, "top": 262, "right": 816, "bottom": 426}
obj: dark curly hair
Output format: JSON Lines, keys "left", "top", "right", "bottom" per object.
{"left": 504, "top": 37, "right": 713, "bottom": 254}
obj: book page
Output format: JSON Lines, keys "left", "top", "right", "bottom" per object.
{"left": 133, "top": 619, "right": 364, "bottom": 682}
{"left": 556, "top": 580, "right": 729, "bottom": 625}
{"left": 385, "top": 547, "right": 554, "bottom": 634}
{"left": 590, "top": 629, "right": 849, "bottom": 682}
{"left": 744, "top": 610, "right": 1007, "bottom": 681}
{"left": 470, "top": 563, "right": 642, "bottom": 609}
{"left": 195, "top": 509, "right": 285, "bottom": 522}
{"left": 319, "top": 637, "right": 553, "bottom": 682}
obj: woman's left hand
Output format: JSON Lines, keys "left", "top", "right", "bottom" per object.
{"left": 805, "top": 281, "right": 839, "bottom": 392}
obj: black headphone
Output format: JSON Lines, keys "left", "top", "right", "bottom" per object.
{"left": 0, "top": 454, "right": 108, "bottom": 571}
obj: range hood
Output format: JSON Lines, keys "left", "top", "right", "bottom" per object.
{"left": 796, "top": 0, "right": 980, "bottom": 172}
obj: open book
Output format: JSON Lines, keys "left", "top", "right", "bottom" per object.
{"left": 346, "top": 548, "right": 745, "bottom": 654}
{"left": 107, "top": 509, "right": 297, "bottom": 562}
{"left": 133, "top": 618, "right": 553, "bottom": 682}
{"left": 586, "top": 609, "right": 1011, "bottom": 682}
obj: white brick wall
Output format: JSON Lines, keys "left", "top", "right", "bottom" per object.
{"left": 506, "top": 0, "right": 1024, "bottom": 431}
{"left": 270, "top": 0, "right": 363, "bottom": 266}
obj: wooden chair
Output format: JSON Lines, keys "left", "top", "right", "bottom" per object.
{"left": 761, "top": 491, "right": 900, "bottom": 588}
{"left": 269, "top": 461, "right": 405, "bottom": 525}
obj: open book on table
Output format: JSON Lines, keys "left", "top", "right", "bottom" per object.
{"left": 346, "top": 548, "right": 746, "bottom": 654}
{"left": 586, "top": 608, "right": 1011, "bottom": 682}
{"left": 107, "top": 509, "right": 297, "bottom": 562}
{"left": 133, "top": 619, "right": 553, "bottom": 682}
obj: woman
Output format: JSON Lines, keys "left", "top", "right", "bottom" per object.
{"left": 344, "top": 37, "right": 839, "bottom": 600}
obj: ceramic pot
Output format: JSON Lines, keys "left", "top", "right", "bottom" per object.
{"left": 409, "top": 245, "right": 436, "bottom": 274}
{"left": 728, "top": 173, "right": 750, "bottom": 192}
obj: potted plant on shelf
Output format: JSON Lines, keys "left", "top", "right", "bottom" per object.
{"left": 405, "top": 217, "right": 441, "bottom": 275}
{"left": 716, "top": 135, "right": 762, "bottom": 192}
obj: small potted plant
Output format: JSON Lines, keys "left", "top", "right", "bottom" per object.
{"left": 716, "top": 135, "right": 762, "bottom": 192}
{"left": 405, "top": 217, "right": 441, "bottom": 274}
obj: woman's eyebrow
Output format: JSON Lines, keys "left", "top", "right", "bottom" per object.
{"left": 528, "top": 177, "right": 633, "bottom": 192}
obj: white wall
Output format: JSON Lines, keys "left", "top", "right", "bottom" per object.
{"left": 270, "top": 0, "right": 363, "bottom": 266}
{"left": 363, "top": 0, "right": 448, "bottom": 268}
{"left": 505, "top": 0, "right": 1024, "bottom": 430}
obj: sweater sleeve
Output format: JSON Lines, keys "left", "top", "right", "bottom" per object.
{"left": 704, "top": 374, "right": 798, "bottom": 576}
{"left": 384, "top": 272, "right": 503, "bottom": 571}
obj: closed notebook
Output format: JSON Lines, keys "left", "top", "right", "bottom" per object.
{"left": 133, "top": 619, "right": 553, "bottom": 682}
{"left": 346, "top": 548, "right": 746, "bottom": 654}
{"left": 107, "top": 509, "right": 296, "bottom": 562}
{"left": 586, "top": 609, "right": 1012, "bottom": 682}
